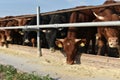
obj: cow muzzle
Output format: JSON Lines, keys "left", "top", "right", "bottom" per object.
{"left": 108, "top": 37, "right": 118, "bottom": 48}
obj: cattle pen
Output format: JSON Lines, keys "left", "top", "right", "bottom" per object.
{"left": 1, "top": 2, "right": 120, "bottom": 80}
{"left": 0, "top": 2, "right": 120, "bottom": 57}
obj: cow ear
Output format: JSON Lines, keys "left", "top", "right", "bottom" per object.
{"left": 55, "top": 39, "right": 64, "bottom": 48}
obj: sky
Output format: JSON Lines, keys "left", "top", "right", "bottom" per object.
{"left": 0, "top": 0, "right": 108, "bottom": 17}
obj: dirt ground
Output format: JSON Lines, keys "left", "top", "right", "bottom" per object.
{"left": 0, "top": 44, "right": 120, "bottom": 80}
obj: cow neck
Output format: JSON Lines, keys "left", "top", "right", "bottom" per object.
{"left": 67, "top": 27, "right": 77, "bottom": 39}
{"left": 68, "top": 11, "right": 78, "bottom": 39}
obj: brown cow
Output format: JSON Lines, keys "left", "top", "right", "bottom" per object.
{"left": 93, "top": 7, "right": 120, "bottom": 57}
{"left": 4, "top": 19, "right": 22, "bottom": 45}
{"left": 0, "top": 17, "right": 31, "bottom": 47}
{"left": 56, "top": 7, "right": 97, "bottom": 64}
{"left": 0, "top": 30, "right": 8, "bottom": 47}
{"left": 0, "top": 20, "right": 12, "bottom": 47}
{"left": 0, "top": 19, "right": 18, "bottom": 47}
{"left": 0, "top": 20, "right": 9, "bottom": 43}
{"left": 10, "top": 18, "right": 31, "bottom": 45}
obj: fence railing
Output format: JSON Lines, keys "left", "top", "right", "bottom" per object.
{"left": 0, "top": 6, "right": 120, "bottom": 57}
{"left": 0, "top": 21, "right": 120, "bottom": 30}
{"left": 0, "top": 21, "right": 120, "bottom": 56}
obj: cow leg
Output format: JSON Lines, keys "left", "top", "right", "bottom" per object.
{"left": 85, "top": 38, "right": 90, "bottom": 53}
{"left": 85, "top": 37, "right": 91, "bottom": 53}
{"left": 116, "top": 46, "right": 120, "bottom": 58}
{"left": 1, "top": 41, "right": 8, "bottom": 48}
{"left": 75, "top": 55, "right": 80, "bottom": 64}
{"left": 108, "top": 47, "right": 119, "bottom": 58}
{"left": 1, "top": 42, "right": 4, "bottom": 47}
{"left": 0, "top": 34, "right": 8, "bottom": 48}
{"left": 84, "top": 33, "right": 95, "bottom": 54}
{"left": 91, "top": 35, "right": 96, "bottom": 54}
{"left": 97, "top": 46, "right": 106, "bottom": 56}
{"left": 31, "top": 38, "right": 36, "bottom": 47}
{"left": 97, "top": 39, "right": 107, "bottom": 56}
{"left": 75, "top": 52, "right": 82, "bottom": 64}
{"left": 4, "top": 41, "right": 8, "bottom": 48}
{"left": 40, "top": 32, "right": 49, "bottom": 48}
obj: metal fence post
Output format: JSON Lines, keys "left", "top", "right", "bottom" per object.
{"left": 37, "top": 6, "right": 42, "bottom": 56}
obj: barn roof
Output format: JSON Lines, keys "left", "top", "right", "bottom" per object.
{"left": 0, "top": 1, "right": 120, "bottom": 21}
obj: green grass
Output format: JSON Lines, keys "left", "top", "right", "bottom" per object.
{"left": 0, "top": 64, "right": 53, "bottom": 80}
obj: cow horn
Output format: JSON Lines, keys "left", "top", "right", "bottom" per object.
{"left": 93, "top": 12, "right": 105, "bottom": 20}
{"left": 75, "top": 39, "right": 81, "bottom": 42}
{"left": 56, "top": 39, "right": 64, "bottom": 42}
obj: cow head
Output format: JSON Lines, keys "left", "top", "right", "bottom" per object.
{"left": 93, "top": 6, "right": 120, "bottom": 57}
{"left": 93, "top": 9, "right": 120, "bottom": 48}
{"left": 93, "top": 8, "right": 120, "bottom": 21}
{"left": 56, "top": 38, "right": 86, "bottom": 65}
{"left": 108, "top": 37, "right": 119, "bottom": 48}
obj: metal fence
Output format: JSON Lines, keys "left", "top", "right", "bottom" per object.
{"left": 0, "top": 6, "right": 120, "bottom": 57}
{"left": 0, "top": 21, "right": 120, "bottom": 57}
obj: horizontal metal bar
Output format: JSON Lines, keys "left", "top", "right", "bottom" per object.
{"left": 0, "top": 21, "right": 120, "bottom": 30}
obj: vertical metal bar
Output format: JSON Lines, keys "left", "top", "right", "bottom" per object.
{"left": 37, "top": 6, "right": 42, "bottom": 56}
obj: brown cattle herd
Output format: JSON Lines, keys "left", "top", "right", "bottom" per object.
{"left": 0, "top": 0, "right": 120, "bottom": 64}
